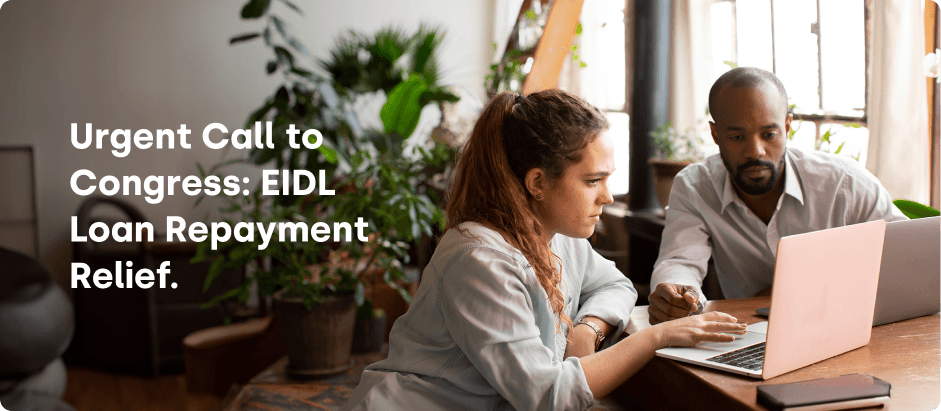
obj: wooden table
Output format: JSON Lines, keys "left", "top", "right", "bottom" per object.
{"left": 614, "top": 297, "right": 941, "bottom": 410}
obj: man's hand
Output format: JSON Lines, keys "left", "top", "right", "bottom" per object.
{"left": 648, "top": 283, "right": 701, "bottom": 325}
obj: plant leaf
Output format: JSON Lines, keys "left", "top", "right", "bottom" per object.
{"left": 274, "top": 46, "right": 295, "bottom": 69}
{"left": 203, "top": 257, "right": 226, "bottom": 292}
{"left": 290, "top": 67, "right": 312, "bottom": 77}
{"left": 271, "top": 16, "right": 288, "bottom": 40}
{"left": 240, "top": 0, "right": 271, "bottom": 19}
{"left": 380, "top": 74, "right": 429, "bottom": 138}
{"left": 893, "top": 199, "right": 941, "bottom": 219}
{"left": 230, "top": 33, "right": 261, "bottom": 44}
{"left": 279, "top": 0, "right": 303, "bottom": 14}
{"left": 317, "top": 141, "right": 339, "bottom": 165}
{"left": 286, "top": 36, "right": 310, "bottom": 56}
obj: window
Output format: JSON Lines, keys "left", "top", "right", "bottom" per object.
{"left": 710, "top": 0, "right": 871, "bottom": 163}
{"left": 564, "top": 0, "right": 629, "bottom": 195}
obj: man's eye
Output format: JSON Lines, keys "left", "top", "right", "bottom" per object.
{"left": 587, "top": 179, "right": 602, "bottom": 186}
{"left": 729, "top": 135, "right": 743, "bottom": 141}
{"left": 764, "top": 132, "right": 777, "bottom": 139}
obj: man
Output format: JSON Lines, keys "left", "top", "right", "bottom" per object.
{"left": 648, "top": 67, "right": 907, "bottom": 324}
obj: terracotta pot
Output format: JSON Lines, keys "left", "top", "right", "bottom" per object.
{"left": 273, "top": 290, "right": 356, "bottom": 377}
{"left": 648, "top": 158, "right": 692, "bottom": 208}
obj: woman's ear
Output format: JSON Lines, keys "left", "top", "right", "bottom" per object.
{"left": 525, "top": 168, "right": 546, "bottom": 200}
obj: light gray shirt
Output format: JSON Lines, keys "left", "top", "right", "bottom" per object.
{"left": 651, "top": 148, "right": 907, "bottom": 303}
{"left": 341, "top": 222, "right": 637, "bottom": 411}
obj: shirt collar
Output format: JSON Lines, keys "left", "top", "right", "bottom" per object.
{"left": 719, "top": 149, "right": 805, "bottom": 214}
{"left": 781, "top": 150, "right": 805, "bottom": 206}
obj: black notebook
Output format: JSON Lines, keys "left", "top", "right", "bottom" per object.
{"left": 756, "top": 374, "right": 891, "bottom": 411}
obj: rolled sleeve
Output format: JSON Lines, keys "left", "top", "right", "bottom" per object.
{"left": 440, "top": 247, "right": 594, "bottom": 411}
{"left": 575, "top": 242, "right": 636, "bottom": 349}
{"left": 650, "top": 180, "right": 712, "bottom": 305}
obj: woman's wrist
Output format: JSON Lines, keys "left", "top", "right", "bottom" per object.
{"left": 573, "top": 323, "right": 602, "bottom": 350}
{"left": 644, "top": 323, "right": 669, "bottom": 350}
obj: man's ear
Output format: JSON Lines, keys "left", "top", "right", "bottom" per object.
{"left": 784, "top": 113, "right": 794, "bottom": 141}
{"left": 524, "top": 168, "right": 547, "bottom": 199}
{"left": 709, "top": 121, "right": 719, "bottom": 145}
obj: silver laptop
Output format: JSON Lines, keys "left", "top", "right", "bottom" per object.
{"left": 755, "top": 217, "right": 941, "bottom": 325}
{"left": 871, "top": 216, "right": 941, "bottom": 326}
{"left": 655, "top": 220, "right": 887, "bottom": 379}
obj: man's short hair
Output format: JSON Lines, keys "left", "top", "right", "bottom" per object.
{"left": 708, "top": 67, "right": 790, "bottom": 118}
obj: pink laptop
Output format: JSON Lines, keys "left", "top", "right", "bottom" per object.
{"left": 656, "top": 220, "right": 887, "bottom": 379}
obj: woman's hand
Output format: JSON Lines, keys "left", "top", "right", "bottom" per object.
{"left": 652, "top": 311, "right": 747, "bottom": 348}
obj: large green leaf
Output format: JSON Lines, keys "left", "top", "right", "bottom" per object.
{"left": 380, "top": 75, "right": 429, "bottom": 138}
{"left": 893, "top": 199, "right": 940, "bottom": 219}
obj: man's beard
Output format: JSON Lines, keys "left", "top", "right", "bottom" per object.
{"left": 721, "top": 152, "right": 786, "bottom": 196}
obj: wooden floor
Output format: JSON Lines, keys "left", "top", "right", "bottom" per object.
{"left": 64, "top": 368, "right": 223, "bottom": 411}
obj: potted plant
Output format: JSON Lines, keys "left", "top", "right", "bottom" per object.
{"left": 649, "top": 121, "right": 707, "bottom": 208}
{"left": 191, "top": 0, "right": 461, "bottom": 372}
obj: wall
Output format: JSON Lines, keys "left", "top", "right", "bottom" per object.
{"left": 0, "top": 0, "right": 493, "bottom": 289}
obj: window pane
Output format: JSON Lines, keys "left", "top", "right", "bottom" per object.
{"left": 607, "top": 112, "right": 630, "bottom": 195}
{"left": 772, "top": 0, "right": 820, "bottom": 110}
{"left": 820, "top": 123, "right": 869, "bottom": 165}
{"left": 710, "top": 1, "right": 735, "bottom": 77}
{"left": 819, "top": 0, "right": 865, "bottom": 111}
{"left": 735, "top": 0, "right": 774, "bottom": 71}
{"left": 576, "top": 0, "right": 626, "bottom": 111}
{"left": 787, "top": 120, "right": 817, "bottom": 152}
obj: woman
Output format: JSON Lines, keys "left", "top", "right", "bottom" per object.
{"left": 342, "top": 90, "right": 746, "bottom": 410}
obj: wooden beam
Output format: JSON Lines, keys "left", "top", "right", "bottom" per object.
{"left": 522, "top": 0, "right": 585, "bottom": 95}
{"left": 925, "top": 1, "right": 941, "bottom": 210}
{"left": 927, "top": 0, "right": 936, "bottom": 143}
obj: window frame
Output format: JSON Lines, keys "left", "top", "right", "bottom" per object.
{"left": 718, "top": 0, "right": 872, "bottom": 147}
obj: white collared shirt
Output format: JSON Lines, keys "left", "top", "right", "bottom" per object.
{"left": 651, "top": 148, "right": 908, "bottom": 302}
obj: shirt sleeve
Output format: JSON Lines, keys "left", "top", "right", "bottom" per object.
{"left": 574, "top": 240, "right": 637, "bottom": 349}
{"left": 439, "top": 247, "right": 594, "bottom": 411}
{"left": 650, "top": 176, "right": 712, "bottom": 306}
{"left": 842, "top": 160, "right": 909, "bottom": 224}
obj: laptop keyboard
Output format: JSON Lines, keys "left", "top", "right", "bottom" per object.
{"left": 705, "top": 342, "right": 765, "bottom": 371}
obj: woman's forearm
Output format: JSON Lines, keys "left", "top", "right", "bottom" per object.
{"left": 577, "top": 325, "right": 664, "bottom": 398}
